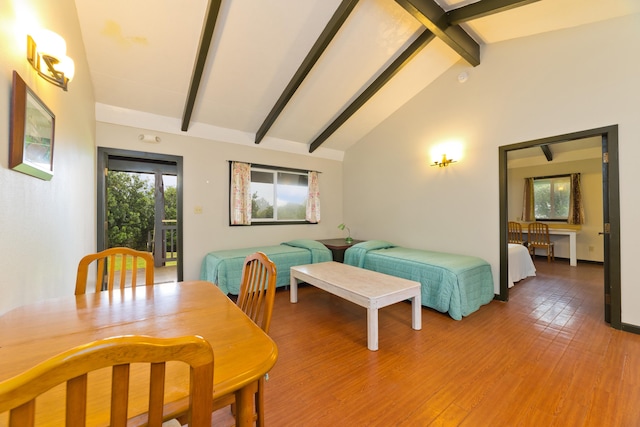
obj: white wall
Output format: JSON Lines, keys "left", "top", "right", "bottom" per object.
{"left": 344, "top": 14, "right": 640, "bottom": 325}
{"left": 96, "top": 122, "right": 344, "bottom": 280}
{"left": 0, "top": 0, "right": 96, "bottom": 315}
{"left": 507, "top": 158, "right": 603, "bottom": 262}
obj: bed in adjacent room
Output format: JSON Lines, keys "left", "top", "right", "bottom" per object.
{"left": 200, "top": 239, "right": 332, "bottom": 295}
{"left": 508, "top": 243, "right": 536, "bottom": 288}
{"left": 344, "top": 241, "right": 495, "bottom": 320}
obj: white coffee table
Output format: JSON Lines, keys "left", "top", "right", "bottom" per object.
{"left": 290, "top": 262, "right": 422, "bottom": 351}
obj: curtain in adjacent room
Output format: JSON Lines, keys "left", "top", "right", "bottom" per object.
{"left": 567, "top": 173, "right": 585, "bottom": 225}
{"left": 306, "top": 171, "right": 321, "bottom": 223}
{"left": 230, "top": 161, "right": 251, "bottom": 225}
{"left": 521, "top": 177, "right": 535, "bottom": 221}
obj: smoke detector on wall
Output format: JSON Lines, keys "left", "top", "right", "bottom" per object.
{"left": 139, "top": 134, "right": 161, "bottom": 143}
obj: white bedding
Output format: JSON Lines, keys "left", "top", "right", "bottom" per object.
{"left": 508, "top": 243, "right": 536, "bottom": 288}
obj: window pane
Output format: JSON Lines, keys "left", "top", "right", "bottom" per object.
{"left": 533, "top": 176, "right": 571, "bottom": 220}
{"left": 251, "top": 171, "right": 274, "bottom": 219}
{"left": 251, "top": 170, "right": 273, "bottom": 184}
{"left": 276, "top": 172, "right": 307, "bottom": 220}
{"left": 243, "top": 166, "right": 310, "bottom": 224}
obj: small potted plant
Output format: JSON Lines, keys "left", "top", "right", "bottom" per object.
{"left": 338, "top": 223, "right": 353, "bottom": 244}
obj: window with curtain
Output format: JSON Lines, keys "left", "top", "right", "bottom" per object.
{"left": 522, "top": 173, "right": 584, "bottom": 224}
{"left": 534, "top": 175, "right": 571, "bottom": 220}
{"left": 229, "top": 162, "right": 320, "bottom": 225}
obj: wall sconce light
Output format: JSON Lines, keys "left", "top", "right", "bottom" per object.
{"left": 27, "top": 29, "right": 75, "bottom": 91}
{"left": 431, "top": 154, "right": 457, "bottom": 167}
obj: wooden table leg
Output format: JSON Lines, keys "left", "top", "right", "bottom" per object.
{"left": 235, "top": 383, "right": 254, "bottom": 427}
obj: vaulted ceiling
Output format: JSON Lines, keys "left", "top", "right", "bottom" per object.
{"left": 74, "top": 0, "right": 640, "bottom": 156}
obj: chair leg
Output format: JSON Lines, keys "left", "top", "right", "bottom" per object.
{"left": 256, "top": 377, "right": 265, "bottom": 427}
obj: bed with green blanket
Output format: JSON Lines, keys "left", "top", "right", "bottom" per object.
{"left": 344, "top": 241, "right": 495, "bottom": 320}
{"left": 200, "top": 239, "right": 332, "bottom": 295}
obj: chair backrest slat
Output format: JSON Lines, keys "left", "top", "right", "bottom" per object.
{"left": 66, "top": 374, "right": 88, "bottom": 426}
{"left": 148, "top": 362, "right": 167, "bottom": 425}
{"left": 110, "top": 364, "right": 130, "bottom": 427}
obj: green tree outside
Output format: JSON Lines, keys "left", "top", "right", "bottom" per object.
{"left": 533, "top": 177, "right": 570, "bottom": 219}
{"left": 107, "top": 172, "right": 177, "bottom": 251}
{"left": 164, "top": 186, "right": 177, "bottom": 220}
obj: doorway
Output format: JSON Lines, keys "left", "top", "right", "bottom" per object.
{"left": 498, "top": 125, "right": 620, "bottom": 328}
{"left": 97, "top": 147, "right": 184, "bottom": 282}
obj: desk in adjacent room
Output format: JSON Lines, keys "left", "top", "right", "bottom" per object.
{"left": 522, "top": 228, "right": 579, "bottom": 266}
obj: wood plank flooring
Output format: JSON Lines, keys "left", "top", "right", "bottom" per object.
{"left": 213, "top": 259, "right": 640, "bottom": 426}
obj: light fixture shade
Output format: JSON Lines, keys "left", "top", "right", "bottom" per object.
{"left": 26, "top": 29, "right": 74, "bottom": 90}
{"left": 32, "top": 28, "right": 67, "bottom": 58}
{"left": 56, "top": 55, "right": 75, "bottom": 82}
{"left": 430, "top": 141, "right": 463, "bottom": 167}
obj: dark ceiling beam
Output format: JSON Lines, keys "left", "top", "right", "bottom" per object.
{"left": 309, "top": 30, "right": 435, "bottom": 153}
{"left": 181, "top": 0, "right": 222, "bottom": 132}
{"left": 448, "top": 0, "right": 541, "bottom": 25}
{"left": 394, "top": 0, "right": 480, "bottom": 66}
{"left": 255, "top": 0, "right": 360, "bottom": 144}
{"left": 541, "top": 144, "right": 553, "bottom": 161}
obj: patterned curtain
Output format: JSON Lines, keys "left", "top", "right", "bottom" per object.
{"left": 521, "top": 177, "right": 535, "bottom": 221}
{"left": 230, "top": 162, "right": 251, "bottom": 225}
{"left": 306, "top": 171, "right": 321, "bottom": 223}
{"left": 567, "top": 173, "right": 585, "bottom": 225}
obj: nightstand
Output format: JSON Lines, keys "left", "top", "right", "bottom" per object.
{"left": 317, "top": 238, "right": 364, "bottom": 263}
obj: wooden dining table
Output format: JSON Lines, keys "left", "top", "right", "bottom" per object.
{"left": 0, "top": 281, "right": 278, "bottom": 426}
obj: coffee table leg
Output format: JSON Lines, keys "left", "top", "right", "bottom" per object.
{"left": 367, "top": 307, "right": 379, "bottom": 351}
{"left": 411, "top": 295, "right": 422, "bottom": 330}
{"left": 290, "top": 275, "right": 298, "bottom": 303}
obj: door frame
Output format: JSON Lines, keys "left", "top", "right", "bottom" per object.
{"left": 498, "top": 125, "right": 621, "bottom": 329}
{"left": 97, "top": 147, "right": 184, "bottom": 281}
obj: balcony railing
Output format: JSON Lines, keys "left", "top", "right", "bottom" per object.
{"left": 150, "top": 220, "right": 177, "bottom": 267}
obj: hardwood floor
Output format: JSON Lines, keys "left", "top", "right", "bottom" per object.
{"left": 213, "top": 259, "right": 640, "bottom": 426}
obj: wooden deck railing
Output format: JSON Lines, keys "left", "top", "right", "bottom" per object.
{"left": 150, "top": 220, "right": 177, "bottom": 267}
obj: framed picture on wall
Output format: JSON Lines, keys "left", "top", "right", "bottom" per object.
{"left": 9, "top": 70, "right": 55, "bottom": 180}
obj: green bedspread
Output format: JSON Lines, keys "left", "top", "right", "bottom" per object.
{"left": 345, "top": 241, "right": 494, "bottom": 320}
{"left": 200, "top": 239, "right": 332, "bottom": 295}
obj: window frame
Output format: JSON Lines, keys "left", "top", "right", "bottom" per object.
{"left": 228, "top": 162, "right": 314, "bottom": 226}
{"left": 532, "top": 174, "right": 572, "bottom": 222}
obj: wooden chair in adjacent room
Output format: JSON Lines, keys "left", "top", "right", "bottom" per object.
{"left": 213, "top": 251, "right": 277, "bottom": 427}
{"left": 75, "top": 247, "right": 155, "bottom": 295}
{"left": 0, "top": 335, "right": 214, "bottom": 427}
{"left": 528, "top": 222, "right": 555, "bottom": 262}
{"left": 508, "top": 221, "right": 524, "bottom": 244}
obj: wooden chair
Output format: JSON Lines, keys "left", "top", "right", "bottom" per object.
{"left": 528, "top": 222, "right": 555, "bottom": 262}
{"left": 213, "top": 251, "right": 277, "bottom": 427}
{"left": 75, "top": 247, "right": 155, "bottom": 295}
{"left": 508, "top": 221, "right": 523, "bottom": 244}
{"left": 0, "top": 335, "right": 214, "bottom": 427}
{"left": 237, "top": 251, "right": 278, "bottom": 334}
